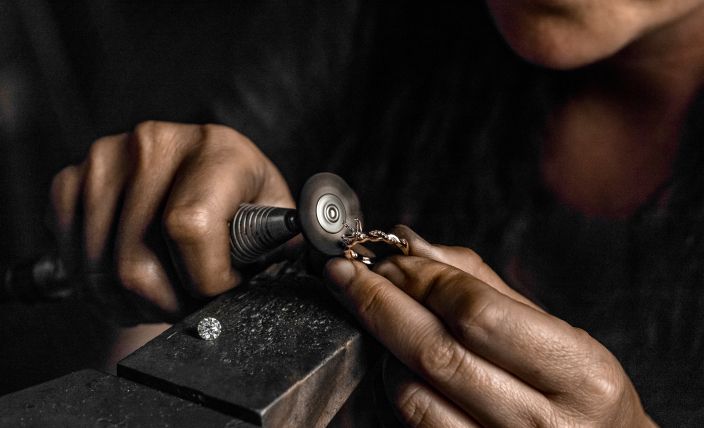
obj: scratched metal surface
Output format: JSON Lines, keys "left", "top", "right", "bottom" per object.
{"left": 0, "top": 369, "right": 250, "bottom": 427}
{"left": 118, "top": 263, "right": 373, "bottom": 427}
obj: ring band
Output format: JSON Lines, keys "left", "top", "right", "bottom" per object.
{"left": 341, "top": 219, "right": 409, "bottom": 265}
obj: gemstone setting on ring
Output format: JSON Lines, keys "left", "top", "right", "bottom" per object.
{"left": 197, "top": 317, "right": 222, "bottom": 340}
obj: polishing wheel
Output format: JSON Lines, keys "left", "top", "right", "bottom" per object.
{"left": 297, "top": 172, "right": 362, "bottom": 256}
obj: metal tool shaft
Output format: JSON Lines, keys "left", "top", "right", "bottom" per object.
{"left": 229, "top": 204, "right": 299, "bottom": 265}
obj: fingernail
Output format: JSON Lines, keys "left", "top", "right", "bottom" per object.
{"left": 391, "top": 225, "right": 431, "bottom": 257}
{"left": 374, "top": 260, "right": 405, "bottom": 285}
{"left": 324, "top": 258, "right": 357, "bottom": 290}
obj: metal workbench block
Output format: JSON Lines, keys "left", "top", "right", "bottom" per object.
{"left": 0, "top": 369, "right": 249, "bottom": 427}
{"left": 118, "top": 264, "right": 373, "bottom": 427}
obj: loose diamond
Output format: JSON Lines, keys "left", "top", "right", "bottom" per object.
{"left": 197, "top": 317, "right": 222, "bottom": 340}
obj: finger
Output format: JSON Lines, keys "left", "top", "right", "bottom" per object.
{"left": 325, "top": 258, "right": 551, "bottom": 426}
{"left": 383, "top": 355, "right": 480, "bottom": 428}
{"left": 390, "top": 225, "right": 542, "bottom": 311}
{"left": 82, "top": 134, "right": 130, "bottom": 266}
{"left": 115, "top": 121, "right": 193, "bottom": 314}
{"left": 375, "top": 256, "right": 600, "bottom": 395}
{"left": 163, "top": 125, "right": 294, "bottom": 297}
{"left": 49, "top": 163, "right": 85, "bottom": 267}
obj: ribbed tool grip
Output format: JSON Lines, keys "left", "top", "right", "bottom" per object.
{"left": 229, "top": 204, "right": 299, "bottom": 265}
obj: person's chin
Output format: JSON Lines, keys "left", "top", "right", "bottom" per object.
{"left": 486, "top": 1, "right": 640, "bottom": 69}
{"left": 497, "top": 23, "right": 631, "bottom": 70}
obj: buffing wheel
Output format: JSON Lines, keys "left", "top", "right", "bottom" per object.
{"left": 298, "top": 173, "right": 362, "bottom": 256}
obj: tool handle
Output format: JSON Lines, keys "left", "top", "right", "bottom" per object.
{"left": 229, "top": 204, "right": 299, "bottom": 265}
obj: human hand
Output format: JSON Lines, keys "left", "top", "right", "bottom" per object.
{"left": 50, "top": 121, "right": 294, "bottom": 320}
{"left": 325, "top": 226, "right": 655, "bottom": 427}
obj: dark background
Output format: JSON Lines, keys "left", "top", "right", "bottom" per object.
{"left": 3, "top": 2, "right": 704, "bottom": 425}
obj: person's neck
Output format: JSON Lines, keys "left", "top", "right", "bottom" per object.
{"left": 541, "top": 6, "right": 704, "bottom": 219}
{"left": 600, "top": 4, "right": 704, "bottom": 114}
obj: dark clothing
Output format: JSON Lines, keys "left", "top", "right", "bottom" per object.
{"left": 514, "top": 195, "right": 704, "bottom": 425}
{"left": 505, "top": 91, "right": 704, "bottom": 425}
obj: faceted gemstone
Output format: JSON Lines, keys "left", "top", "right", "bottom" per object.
{"left": 197, "top": 317, "right": 222, "bottom": 340}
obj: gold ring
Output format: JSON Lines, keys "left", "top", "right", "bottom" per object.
{"left": 341, "top": 219, "right": 409, "bottom": 265}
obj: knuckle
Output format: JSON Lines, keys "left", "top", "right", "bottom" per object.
{"left": 583, "top": 360, "right": 625, "bottom": 406}
{"left": 163, "top": 205, "right": 213, "bottom": 242}
{"left": 457, "top": 246, "right": 483, "bottom": 264}
{"left": 129, "top": 120, "right": 176, "bottom": 164}
{"left": 116, "top": 257, "right": 159, "bottom": 296}
{"left": 394, "top": 383, "right": 433, "bottom": 427}
{"left": 130, "top": 122, "right": 158, "bottom": 161}
{"left": 86, "top": 135, "right": 118, "bottom": 168}
{"left": 572, "top": 326, "right": 594, "bottom": 344}
{"left": 83, "top": 165, "right": 104, "bottom": 195}
{"left": 416, "top": 335, "right": 468, "bottom": 384}
{"left": 83, "top": 139, "right": 113, "bottom": 198}
{"left": 132, "top": 120, "right": 164, "bottom": 141}
{"left": 455, "top": 292, "right": 502, "bottom": 342}
{"left": 455, "top": 247, "right": 486, "bottom": 276}
{"left": 50, "top": 165, "right": 79, "bottom": 198}
{"left": 49, "top": 165, "right": 81, "bottom": 222}
{"left": 86, "top": 140, "right": 107, "bottom": 171}
{"left": 435, "top": 263, "right": 466, "bottom": 285}
{"left": 414, "top": 259, "right": 457, "bottom": 289}
{"left": 570, "top": 328, "right": 627, "bottom": 407}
